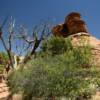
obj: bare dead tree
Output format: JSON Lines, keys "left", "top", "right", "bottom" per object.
{"left": 0, "top": 17, "right": 15, "bottom": 68}
{"left": 17, "top": 21, "right": 52, "bottom": 63}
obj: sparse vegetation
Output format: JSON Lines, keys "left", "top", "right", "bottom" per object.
{"left": 7, "top": 36, "right": 100, "bottom": 100}
{"left": 0, "top": 52, "right": 8, "bottom": 72}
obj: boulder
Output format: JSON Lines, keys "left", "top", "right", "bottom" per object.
{"left": 52, "top": 12, "right": 88, "bottom": 37}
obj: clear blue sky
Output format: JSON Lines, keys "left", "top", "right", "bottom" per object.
{"left": 0, "top": 0, "right": 100, "bottom": 51}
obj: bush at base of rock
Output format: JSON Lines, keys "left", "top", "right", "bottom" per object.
{"left": 7, "top": 36, "right": 98, "bottom": 100}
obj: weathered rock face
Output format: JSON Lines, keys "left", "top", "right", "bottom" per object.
{"left": 65, "top": 12, "right": 88, "bottom": 34}
{"left": 52, "top": 24, "right": 69, "bottom": 37}
{"left": 70, "top": 32, "right": 100, "bottom": 65}
{"left": 52, "top": 12, "right": 88, "bottom": 37}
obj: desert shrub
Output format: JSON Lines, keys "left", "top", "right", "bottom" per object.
{"left": 0, "top": 65, "right": 4, "bottom": 73}
{"left": 41, "top": 36, "right": 92, "bottom": 67}
{"left": 41, "top": 36, "right": 73, "bottom": 55}
{"left": 0, "top": 52, "right": 8, "bottom": 64}
{"left": 8, "top": 56, "right": 95, "bottom": 100}
{"left": 8, "top": 36, "right": 95, "bottom": 100}
{"left": 0, "top": 52, "right": 8, "bottom": 72}
{"left": 73, "top": 46, "right": 92, "bottom": 68}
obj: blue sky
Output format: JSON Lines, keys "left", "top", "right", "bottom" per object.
{"left": 0, "top": 0, "right": 100, "bottom": 51}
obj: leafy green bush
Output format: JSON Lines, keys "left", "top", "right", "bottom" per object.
{"left": 0, "top": 52, "right": 8, "bottom": 72}
{"left": 41, "top": 36, "right": 73, "bottom": 55}
{"left": 73, "top": 46, "right": 92, "bottom": 68}
{"left": 41, "top": 36, "right": 92, "bottom": 67}
{"left": 8, "top": 36, "right": 95, "bottom": 100}
{"left": 0, "top": 52, "right": 8, "bottom": 64}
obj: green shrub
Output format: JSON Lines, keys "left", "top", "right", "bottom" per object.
{"left": 8, "top": 55, "right": 95, "bottom": 100}
{"left": 8, "top": 36, "right": 95, "bottom": 100}
{"left": 41, "top": 36, "right": 73, "bottom": 55}
{"left": 0, "top": 65, "right": 4, "bottom": 73}
{"left": 0, "top": 52, "right": 8, "bottom": 64}
{"left": 73, "top": 46, "right": 92, "bottom": 68}
{"left": 0, "top": 52, "right": 8, "bottom": 72}
{"left": 41, "top": 36, "right": 92, "bottom": 67}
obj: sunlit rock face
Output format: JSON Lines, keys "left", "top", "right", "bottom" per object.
{"left": 88, "top": 36, "right": 100, "bottom": 65}
{"left": 52, "top": 12, "right": 88, "bottom": 37}
{"left": 70, "top": 32, "right": 100, "bottom": 65}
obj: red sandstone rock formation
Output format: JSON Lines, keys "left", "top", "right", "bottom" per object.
{"left": 52, "top": 24, "right": 69, "bottom": 37}
{"left": 52, "top": 12, "right": 88, "bottom": 37}
{"left": 52, "top": 12, "right": 100, "bottom": 65}
{"left": 66, "top": 12, "right": 88, "bottom": 34}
